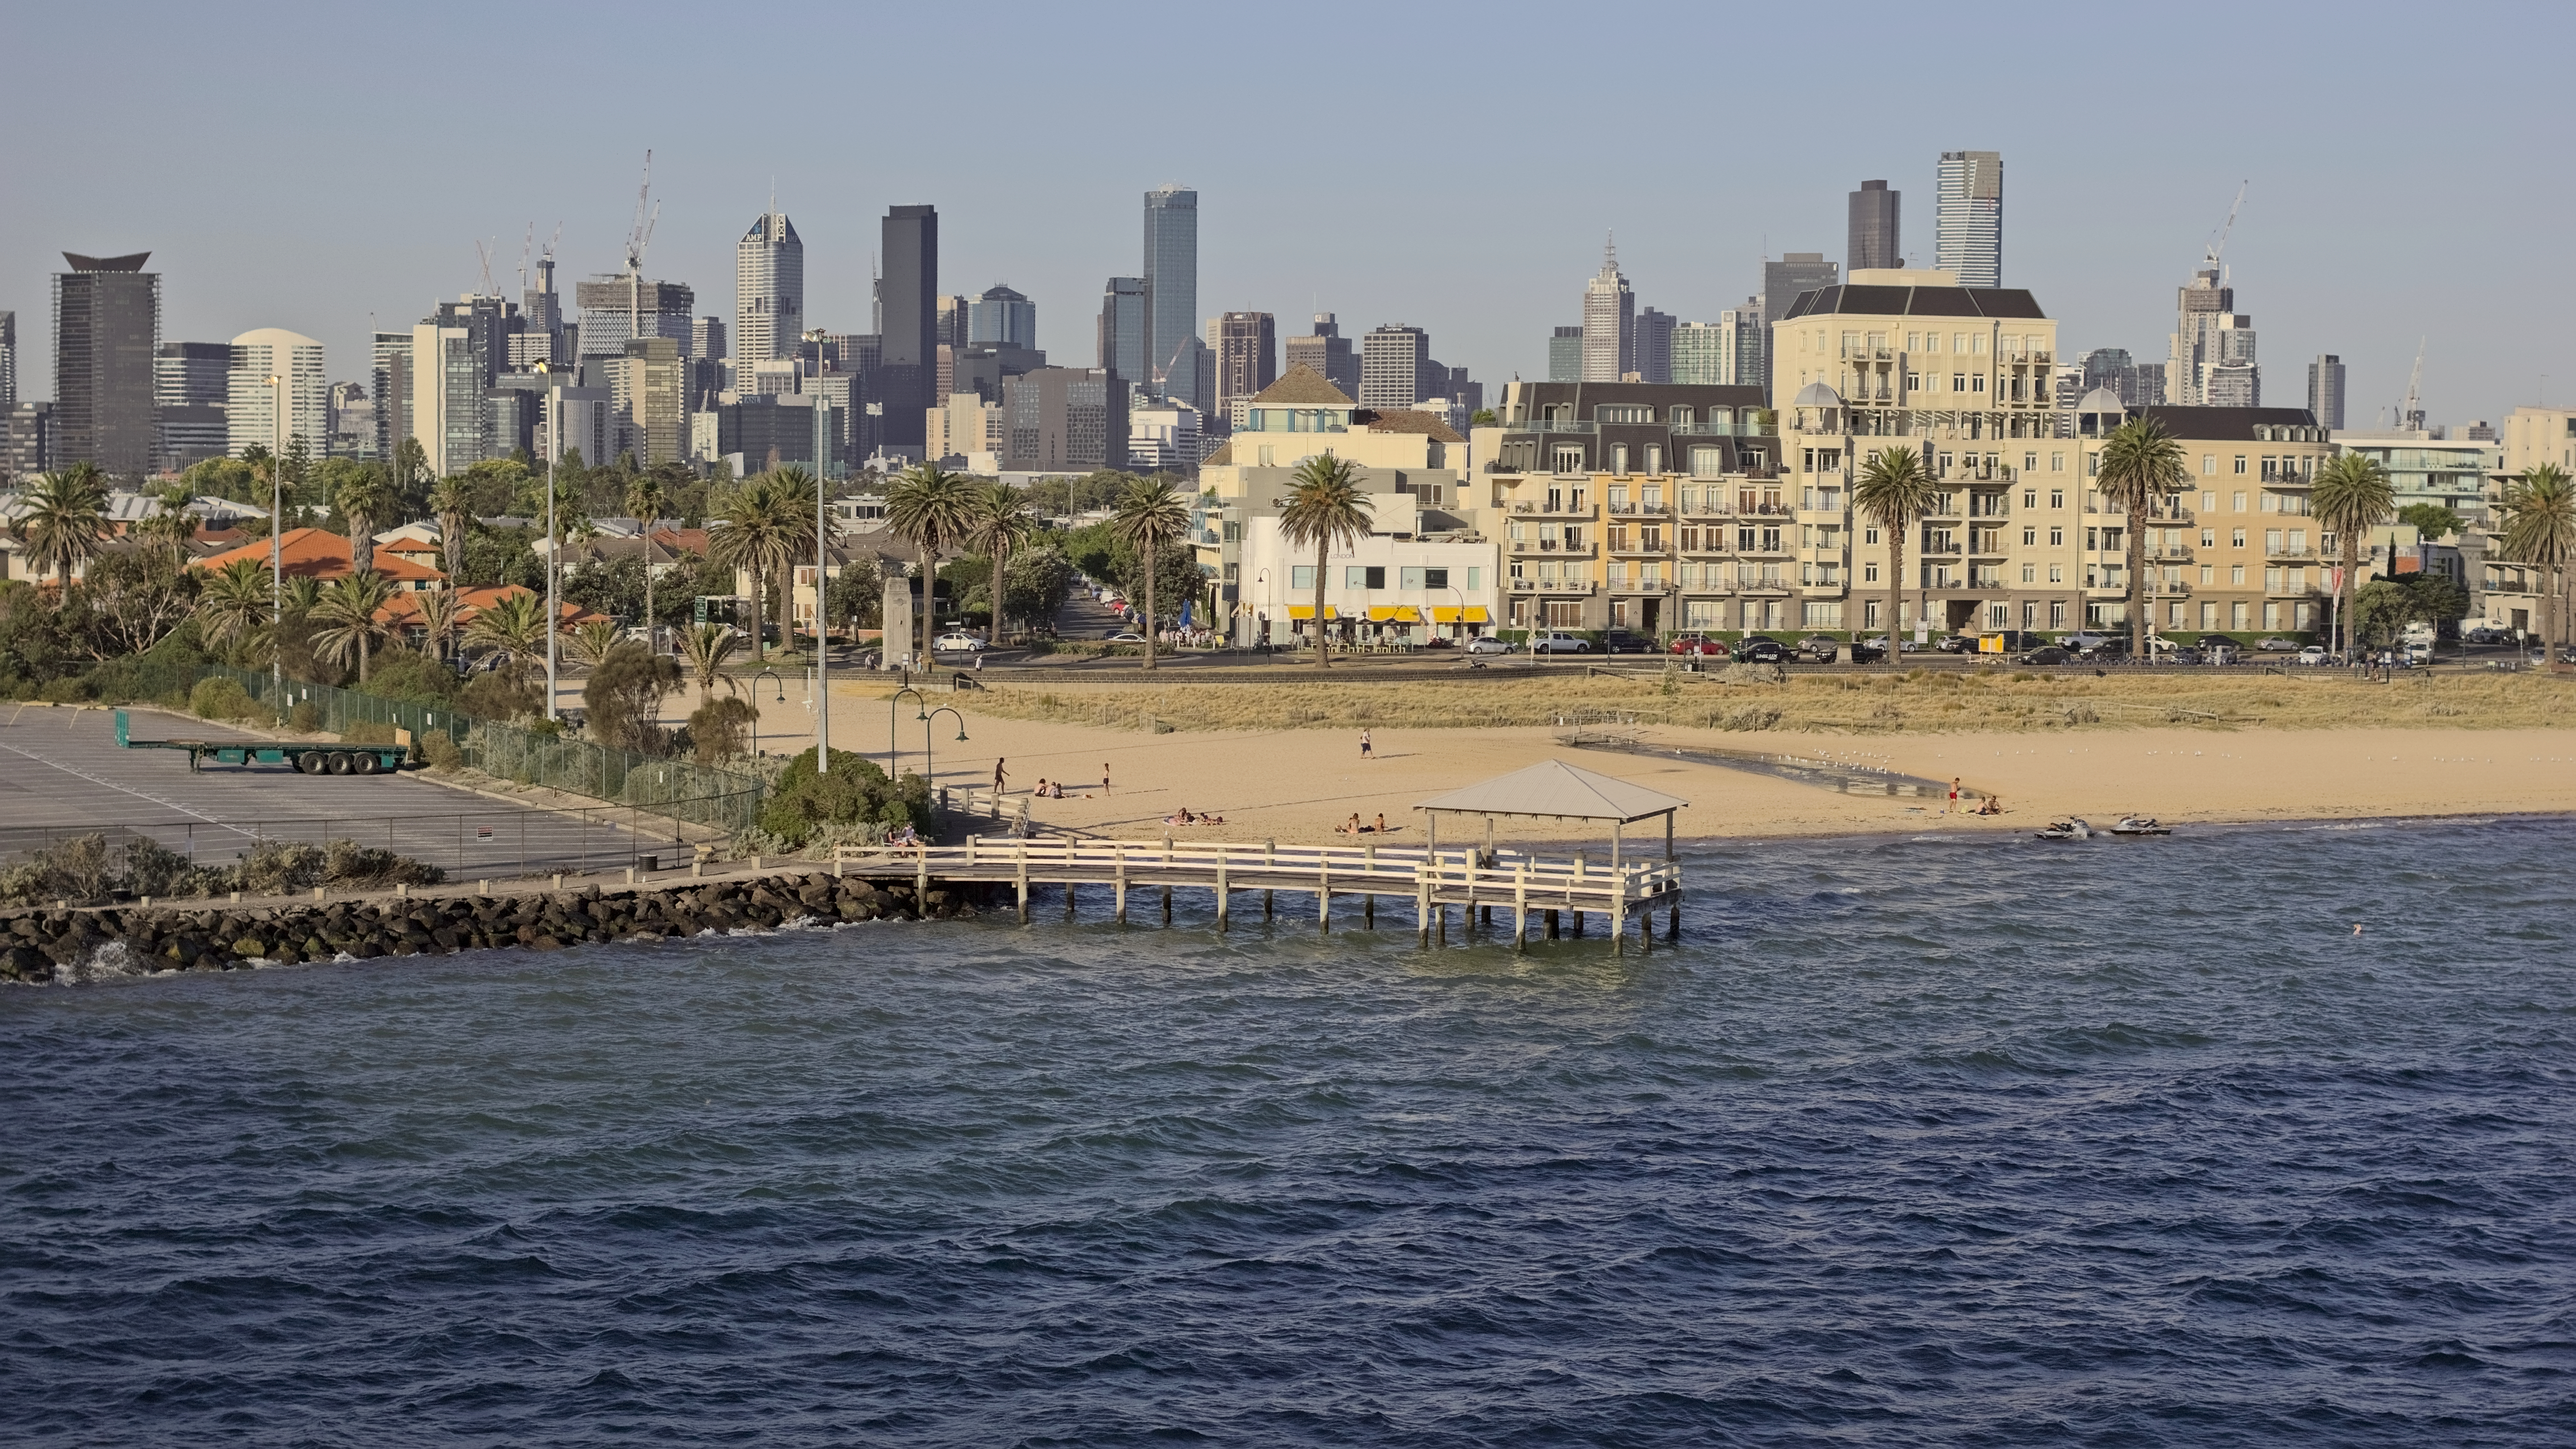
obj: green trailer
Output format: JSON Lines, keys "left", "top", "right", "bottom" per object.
{"left": 115, "top": 709, "right": 410, "bottom": 776}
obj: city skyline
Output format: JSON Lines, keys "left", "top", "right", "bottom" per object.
{"left": 1, "top": 2, "right": 2563, "bottom": 433}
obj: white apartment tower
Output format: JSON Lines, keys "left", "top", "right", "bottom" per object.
{"left": 735, "top": 209, "right": 804, "bottom": 368}
{"left": 1935, "top": 150, "right": 2003, "bottom": 288}
{"left": 1581, "top": 236, "right": 1635, "bottom": 381}
{"left": 225, "top": 327, "right": 327, "bottom": 460}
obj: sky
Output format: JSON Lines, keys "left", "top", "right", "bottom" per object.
{"left": 4, "top": 0, "right": 2567, "bottom": 432}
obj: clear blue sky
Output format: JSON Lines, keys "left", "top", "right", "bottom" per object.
{"left": 4, "top": 1, "right": 2563, "bottom": 430}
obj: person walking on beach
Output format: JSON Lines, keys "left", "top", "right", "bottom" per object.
{"left": 1360, "top": 729, "right": 1373, "bottom": 759}
{"left": 1101, "top": 763, "right": 1112, "bottom": 796}
{"left": 1948, "top": 776, "right": 1961, "bottom": 813}
{"left": 993, "top": 758, "right": 1008, "bottom": 794}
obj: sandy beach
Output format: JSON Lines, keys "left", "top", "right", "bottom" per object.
{"left": 699, "top": 677, "right": 2576, "bottom": 846}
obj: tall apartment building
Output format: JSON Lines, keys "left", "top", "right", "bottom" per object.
{"left": 155, "top": 341, "right": 233, "bottom": 471}
{"left": 4, "top": 403, "right": 51, "bottom": 483}
{"left": 1360, "top": 324, "right": 1431, "bottom": 409}
{"left": 1002, "top": 366, "right": 1128, "bottom": 473}
{"left": 968, "top": 285, "right": 1037, "bottom": 351}
{"left": 1142, "top": 186, "right": 1197, "bottom": 402}
{"left": 734, "top": 209, "right": 804, "bottom": 368}
{"left": 1547, "top": 325, "right": 1583, "bottom": 382}
{"left": 516, "top": 251, "right": 565, "bottom": 369}
{"left": 1581, "top": 240, "right": 1635, "bottom": 381}
{"left": 371, "top": 332, "right": 412, "bottom": 465}
{"left": 1762, "top": 254, "right": 1837, "bottom": 328}
{"left": 692, "top": 316, "right": 726, "bottom": 365}
{"left": 1634, "top": 308, "right": 1675, "bottom": 385}
{"left": 1848, "top": 180, "right": 1901, "bottom": 271}
{"left": 1209, "top": 311, "right": 1276, "bottom": 425}
{"left": 1935, "top": 150, "right": 2003, "bottom": 288}
{"left": 1098, "top": 277, "right": 1149, "bottom": 388}
{"left": 934, "top": 294, "right": 970, "bottom": 351}
{"left": 52, "top": 252, "right": 160, "bottom": 476}
{"left": 0, "top": 311, "right": 15, "bottom": 411}
{"left": 2308, "top": 354, "right": 2346, "bottom": 429}
{"left": 614, "top": 337, "right": 686, "bottom": 466}
{"left": 2168, "top": 267, "right": 2258, "bottom": 406}
{"left": 1284, "top": 314, "right": 1359, "bottom": 400}
{"left": 879, "top": 204, "right": 939, "bottom": 451}
{"left": 1671, "top": 323, "right": 1727, "bottom": 386}
{"left": 226, "top": 328, "right": 327, "bottom": 461}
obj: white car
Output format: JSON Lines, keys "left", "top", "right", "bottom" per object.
{"left": 932, "top": 632, "right": 988, "bottom": 652}
{"left": 1464, "top": 635, "right": 1515, "bottom": 656}
{"left": 1528, "top": 630, "right": 1590, "bottom": 654}
{"left": 2295, "top": 645, "right": 2333, "bottom": 666}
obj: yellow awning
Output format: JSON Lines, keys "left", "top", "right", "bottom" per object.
{"left": 1430, "top": 606, "right": 1492, "bottom": 624}
{"left": 1286, "top": 605, "right": 1342, "bottom": 621}
{"left": 1366, "top": 605, "right": 1423, "bottom": 624}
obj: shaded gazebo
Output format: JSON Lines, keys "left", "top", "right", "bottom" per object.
{"left": 1414, "top": 758, "right": 1687, "bottom": 871}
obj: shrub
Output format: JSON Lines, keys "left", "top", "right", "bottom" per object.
{"left": 322, "top": 839, "right": 445, "bottom": 888}
{"left": 237, "top": 840, "right": 326, "bottom": 895}
{"left": 459, "top": 672, "right": 542, "bottom": 721}
{"left": 0, "top": 834, "right": 113, "bottom": 904}
{"left": 688, "top": 696, "right": 759, "bottom": 764}
{"left": 343, "top": 721, "right": 400, "bottom": 746}
{"left": 420, "top": 733, "right": 464, "bottom": 770}
{"left": 756, "top": 747, "right": 929, "bottom": 848}
{"left": 191, "top": 676, "right": 258, "bottom": 721}
{"left": 289, "top": 701, "right": 323, "bottom": 733}
{"left": 37, "top": 675, "right": 95, "bottom": 704}
{"left": 359, "top": 648, "right": 457, "bottom": 704}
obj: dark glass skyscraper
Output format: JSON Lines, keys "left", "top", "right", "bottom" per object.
{"left": 880, "top": 205, "right": 938, "bottom": 450}
{"left": 1847, "top": 180, "right": 1900, "bottom": 272}
{"left": 52, "top": 252, "right": 160, "bottom": 476}
{"left": 1098, "top": 277, "right": 1148, "bottom": 389}
{"left": 1142, "top": 186, "right": 1197, "bottom": 401}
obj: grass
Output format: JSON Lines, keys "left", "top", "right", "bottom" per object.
{"left": 886, "top": 666, "right": 2576, "bottom": 736}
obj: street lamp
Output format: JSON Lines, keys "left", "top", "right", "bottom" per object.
{"left": 750, "top": 668, "right": 785, "bottom": 755}
{"left": 887, "top": 686, "right": 926, "bottom": 778}
{"left": 803, "top": 336, "right": 832, "bottom": 776}
{"left": 544, "top": 425, "right": 560, "bottom": 723}
{"left": 266, "top": 374, "right": 284, "bottom": 715}
{"left": 923, "top": 706, "right": 966, "bottom": 791}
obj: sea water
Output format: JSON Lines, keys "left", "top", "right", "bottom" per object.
{"left": 4, "top": 818, "right": 2571, "bottom": 1445}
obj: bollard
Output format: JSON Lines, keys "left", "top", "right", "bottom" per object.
{"left": 396, "top": 883, "right": 410, "bottom": 899}
{"left": 625, "top": 866, "right": 637, "bottom": 885}
{"left": 551, "top": 873, "right": 563, "bottom": 891}
{"left": 478, "top": 880, "right": 490, "bottom": 897}
{"left": 313, "top": 886, "right": 325, "bottom": 902}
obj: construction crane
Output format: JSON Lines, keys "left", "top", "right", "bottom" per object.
{"left": 625, "top": 149, "right": 660, "bottom": 345}
{"left": 2401, "top": 338, "right": 2427, "bottom": 433}
{"left": 2202, "top": 180, "right": 2248, "bottom": 277}
{"left": 517, "top": 223, "right": 534, "bottom": 297}
{"left": 474, "top": 238, "right": 497, "bottom": 299}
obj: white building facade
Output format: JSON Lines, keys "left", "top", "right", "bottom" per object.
{"left": 225, "top": 328, "right": 327, "bottom": 459}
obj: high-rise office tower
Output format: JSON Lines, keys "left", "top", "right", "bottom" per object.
{"left": 226, "top": 329, "right": 327, "bottom": 461}
{"left": 1360, "top": 324, "right": 1430, "bottom": 409}
{"left": 1547, "top": 325, "right": 1583, "bottom": 382}
{"left": 1581, "top": 239, "right": 1635, "bottom": 381}
{"left": 514, "top": 250, "right": 565, "bottom": 369}
{"left": 735, "top": 209, "right": 804, "bottom": 367}
{"left": 0, "top": 311, "right": 15, "bottom": 411}
{"left": 1935, "top": 150, "right": 2003, "bottom": 288}
{"left": 52, "top": 251, "right": 160, "bottom": 476}
{"left": 2168, "top": 267, "right": 2258, "bottom": 407}
{"left": 155, "top": 341, "right": 232, "bottom": 471}
{"left": 935, "top": 294, "right": 970, "bottom": 351}
{"left": 1634, "top": 307, "right": 1675, "bottom": 384}
{"left": 371, "top": 332, "right": 412, "bottom": 464}
{"left": 5, "top": 403, "right": 52, "bottom": 482}
{"left": 1284, "top": 314, "right": 1359, "bottom": 399}
{"left": 2308, "top": 354, "right": 2346, "bottom": 429}
{"left": 1717, "top": 298, "right": 1764, "bottom": 386}
{"left": 1209, "top": 311, "right": 1276, "bottom": 424}
{"left": 1848, "top": 180, "right": 1901, "bottom": 272}
{"left": 693, "top": 316, "right": 726, "bottom": 363}
{"left": 880, "top": 204, "right": 939, "bottom": 450}
{"left": 1142, "top": 186, "right": 1197, "bottom": 399}
{"left": 1762, "top": 254, "right": 1836, "bottom": 327}
{"left": 969, "top": 285, "right": 1038, "bottom": 351}
{"left": 576, "top": 277, "right": 693, "bottom": 361}
{"left": 1099, "top": 277, "right": 1149, "bottom": 387}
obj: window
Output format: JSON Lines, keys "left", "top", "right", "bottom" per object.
{"left": 2051, "top": 600, "right": 2068, "bottom": 627}
{"left": 1610, "top": 444, "right": 1629, "bottom": 474}
{"left": 1643, "top": 446, "right": 1663, "bottom": 475}
{"left": 2020, "top": 563, "right": 2036, "bottom": 583}
{"left": 2049, "top": 490, "right": 2064, "bottom": 509}
{"left": 1669, "top": 407, "right": 1694, "bottom": 425}
{"left": 1425, "top": 567, "right": 1449, "bottom": 589}
{"left": 2024, "top": 452, "right": 2038, "bottom": 472}
{"left": 2202, "top": 454, "right": 2217, "bottom": 475}
{"left": 1863, "top": 562, "right": 1879, "bottom": 583}
{"left": 2200, "top": 529, "right": 2214, "bottom": 547}
{"left": 1291, "top": 565, "right": 1314, "bottom": 589}
{"left": 1608, "top": 525, "right": 1630, "bottom": 552}
{"left": 1465, "top": 568, "right": 1479, "bottom": 590}
{"left": 2231, "top": 564, "right": 2246, "bottom": 585}
{"left": 1641, "top": 563, "right": 1662, "bottom": 588}
{"left": 2087, "top": 455, "right": 2100, "bottom": 477}
{"left": 1690, "top": 447, "right": 1723, "bottom": 477}
{"left": 2023, "top": 489, "right": 2037, "bottom": 509}
{"left": 1596, "top": 404, "right": 1653, "bottom": 423}
{"left": 1508, "top": 561, "right": 1524, "bottom": 580}
{"left": 2049, "top": 527, "right": 2064, "bottom": 547}
{"left": 2048, "top": 563, "right": 2064, "bottom": 583}
{"left": 2202, "top": 491, "right": 2217, "bottom": 512}
{"left": 2232, "top": 455, "right": 2248, "bottom": 475}
{"left": 1952, "top": 373, "right": 1967, "bottom": 393}
{"left": 2231, "top": 491, "right": 2246, "bottom": 512}
{"left": 1952, "top": 333, "right": 1969, "bottom": 353}
{"left": 1972, "top": 374, "right": 1985, "bottom": 394}
{"left": 1863, "top": 526, "right": 1880, "bottom": 545}
{"left": 1552, "top": 445, "right": 1584, "bottom": 474}
{"left": 2199, "top": 565, "right": 2213, "bottom": 584}
{"left": 1564, "top": 525, "right": 1584, "bottom": 548}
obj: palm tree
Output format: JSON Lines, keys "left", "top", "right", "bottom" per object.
{"left": 463, "top": 589, "right": 550, "bottom": 688}
{"left": 967, "top": 480, "right": 1038, "bottom": 640}
{"left": 1853, "top": 446, "right": 1941, "bottom": 659}
{"left": 2311, "top": 452, "right": 2396, "bottom": 658}
{"left": 2496, "top": 463, "right": 2576, "bottom": 666}
{"left": 333, "top": 462, "right": 400, "bottom": 581}
{"left": 1276, "top": 455, "right": 1372, "bottom": 670}
{"left": 882, "top": 463, "right": 976, "bottom": 665}
{"left": 428, "top": 475, "right": 474, "bottom": 584}
{"left": 707, "top": 472, "right": 815, "bottom": 662}
{"left": 307, "top": 572, "right": 398, "bottom": 683}
{"left": 624, "top": 474, "right": 669, "bottom": 650}
{"left": 1108, "top": 473, "right": 1195, "bottom": 670}
{"left": 13, "top": 463, "right": 113, "bottom": 588}
{"left": 680, "top": 621, "right": 741, "bottom": 698}
{"left": 762, "top": 466, "right": 821, "bottom": 654}
{"left": 2096, "top": 417, "right": 2189, "bottom": 657}
{"left": 412, "top": 585, "right": 461, "bottom": 662}
{"left": 136, "top": 484, "right": 197, "bottom": 560}
{"left": 564, "top": 617, "right": 622, "bottom": 668}
{"left": 196, "top": 556, "right": 274, "bottom": 659}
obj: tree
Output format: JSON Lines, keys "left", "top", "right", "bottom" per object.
{"left": 707, "top": 471, "right": 811, "bottom": 662}
{"left": 412, "top": 585, "right": 461, "bottom": 663}
{"left": 823, "top": 554, "right": 885, "bottom": 634}
{"left": 625, "top": 473, "right": 670, "bottom": 651}
{"left": 1853, "top": 445, "right": 1940, "bottom": 656}
{"left": 2096, "top": 417, "right": 2188, "bottom": 656}
{"left": 2402, "top": 570, "right": 2468, "bottom": 638}
{"left": 2351, "top": 579, "right": 2413, "bottom": 651}
{"left": 64, "top": 549, "right": 199, "bottom": 660}
{"left": 680, "top": 621, "right": 740, "bottom": 698}
{"left": 135, "top": 484, "right": 198, "bottom": 561}
{"left": 2496, "top": 462, "right": 2576, "bottom": 665}
{"left": 564, "top": 617, "right": 622, "bottom": 667}
{"left": 390, "top": 436, "right": 434, "bottom": 520}
{"left": 762, "top": 466, "right": 822, "bottom": 653}
{"left": 686, "top": 695, "right": 759, "bottom": 764}
{"left": 2397, "top": 501, "right": 2463, "bottom": 543}
{"left": 882, "top": 464, "right": 976, "bottom": 665}
{"left": 583, "top": 641, "right": 681, "bottom": 753}
{"left": 462, "top": 590, "right": 549, "bottom": 688}
{"left": 2312, "top": 452, "right": 2395, "bottom": 657}
{"left": 13, "top": 464, "right": 114, "bottom": 588}
{"left": 307, "top": 571, "right": 398, "bottom": 683}
{"left": 1276, "top": 455, "right": 1371, "bottom": 669}
{"left": 331, "top": 461, "right": 399, "bottom": 580}
{"left": 1108, "top": 474, "right": 1194, "bottom": 668}
{"left": 966, "top": 480, "right": 1038, "bottom": 640}
{"left": 428, "top": 474, "right": 475, "bottom": 584}
{"left": 197, "top": 556, "right": 275, "bottom": 661}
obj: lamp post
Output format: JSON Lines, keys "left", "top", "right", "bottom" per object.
{"left": 544, "top": 435, "right": 559, "bottom": 722}
{"left": 923, "top": 706, "right": 966, "bottom": 793}
{"left": 751, "top": 668, "right": 784, "bottom": 755}
{"left": 814, "top": 458, "right": 830, "bottom": 773}
{"left": 887, "top": 685, "right": 926, "bottom": 778}
{"left": 266, "top": 373, "right": 284, "bottom": 714}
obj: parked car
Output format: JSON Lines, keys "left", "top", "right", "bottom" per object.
{"left": 2255, "top": 636, "right": 2301, "bottom": 652}
{"left": 2402, "top": 641, "right": 2433, "bottom": 665}
{"left": 1669, "top": 633, "right": 1728, "bottom": 657}
{"left": 1101, "top": 631, "right": 1147, "bottom": 643}
{"left": 1600, "top": 629, "right": 1650, "bottom": 654}
{"left": 2164, "top": 647, "right": 2206, "bottom": 665}
{"left": 2016, "top": 645, "right": 2073, "bottom": 665}
{"left": 1529, "top": 630, "right": 1591, "bottom": 654}
{"left": 932, "top": 632, "right": 988, "bottom": 652}
{"left": 1860, "top": 634, "right": 1923, "bottom": 655}
{"left": 2295, "top": 645, "right": 2333, "bottom": 666}
{"left": 2057, "top": 632, "right": 2112, "bottom": 654}
{"left": 2201, "top": 641, "right": 2240, "bottom": 665}
{"left": 1798, "top": 635, "right": 1843, "bottom": 662}
{"left": 1933, "top": 633, "right": 1976, "bottom": 653}
{"left": 1848, "top": 638, "right": 1887, "bottom": 663}
{"left": 2464, "top": 625, "right": 2510, "bottom": 646}
{"left": 1735, "top": 637, "right": 1793, "bottom": 663}
{"left": 1465, "top": 634, "right": 1516, "bottom": 656}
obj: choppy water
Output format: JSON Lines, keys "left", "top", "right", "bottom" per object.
{"left": 6, "top": 818, "right": 2574, "bottom": 1446}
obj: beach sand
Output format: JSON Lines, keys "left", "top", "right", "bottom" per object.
{"left": 705, "top": 679, "right": 2576, "bottom": 845}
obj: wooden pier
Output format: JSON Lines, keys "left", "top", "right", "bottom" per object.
{"left": 830, "top": 837, "right": 1681, "bottom": 952}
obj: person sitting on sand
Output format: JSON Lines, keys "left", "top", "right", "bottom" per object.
{"left": 1978, "top": 794, "right": 2002, "bottom": 816}
{"left": 886, "top": 823, "right": 921, "bottom": 847}
{"left": 1337, "top": 813, "right": 1364, "bottom": 835}
{"left": 1373, "top": 813, "right": 1388, "bottom": 834}
{"left": 1166, "top": 808, "right": 1197, "bottom": 826}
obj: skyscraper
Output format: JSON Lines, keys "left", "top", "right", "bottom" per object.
{"left": 1670, "top": 322, "right": 1728, "bottom": 386}
{"left": 0, "top": 311, "right": 15, "bottom": 411}
{"left": 1762, "top": 254, "right": 1836, "bottom": 326}
{"left": 1209, "top": 311, "right": 1276, "bottom": 424}
{"left": 2168, "top": 267, "right": 2258, "bottom": 407}
{"left": 576, "top": 278, "right": 693, "bottom": 361}
{"left": 226, "top": 329, "right": 327, "bottom": 461}
{"left": 935, "top": 294, "right": 970, "bottom": 351}
{"left": 1716, "top": 298, "right": 1764, "bottom": 387}
{"left": 881, "top": 204, "right": 939, "bottom": 451}
{"left": 1284, "top": 314, "right": 1359, "bottom": 399}
{"left": 371, "top": 332, "right": 412, "bottom": 465}
{"left": 514, "top": 250, "right": 565, "bottom": 369}
{"left": 1142, "top": 186, "right": 1197, "bottom": 399}
{"left": 969, "top": 285, "right": 1038, "bottom": 351}
{"left": 1634, "top": 307, "right": 1675, "bottom": 385}
{"left": 1935, "top": 150, "right": 2003, "bottom": 288}
{"left": 1848, "top": 180, "right": 1901, "bottom": 272}
{"left": 735, "top": 209, "right": 804, "bottom": 367}
{"left": 1360, "top": 324, "right": 1430, "bottom": 408}
{"left": 1581, "top": 239, "right": 1635, "bottom": 381}
{"left": 155, "top": 341, "right": 232, "bottom": 471}
{"left": 1099, "top": 277, "right": 1149, "bottom": 388}
{"left": 52, "top": 251, "right": 160, "bottom": 476}
{"left": 2308, "top": 354, "right": 2346, "bottom": 429}
{"left": 1547, "top": 325, "right": 1582, "bottom": 382}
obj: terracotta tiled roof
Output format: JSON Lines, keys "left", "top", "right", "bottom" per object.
{"left": 1248, "top": 364, "right": 1355, "bottom": 407}
{"left": 1359, "top": 409, "right": 1466, "bottom": 443}
{"left": 189, "top": 527, "right": 446, "bottom": 584}
{"left": 378, "top": 584, "right": 609, "bottom": 630}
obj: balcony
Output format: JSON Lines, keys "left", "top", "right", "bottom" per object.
{"left": 1509, "top": 539, "right": 1597, "bottom": 559}
{"left": 1606, "top": 501, "right": 1674, "bottom": 516}
{"left": 1840, "top": 345, "right": 1895, "bottom": 361}
{"left": 1500, "top": 417, "right": 1595, "bottom": 433}
{"left": 2264, "top": 546, "right": 2319, "bottom": 561}
{"left": 2149, "top": 545, "right": 2195, "bottom": 561}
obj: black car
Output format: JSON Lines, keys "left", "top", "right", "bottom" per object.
{"left": 2016, "top": 645, "right": 2072, "bottom": 665}
{"left": 1848, "top": 640, "right": 1887, "bottom": 664}
{"left": 1736, "top": 638, "right": 1792, "bottom": 663}
{"left": 1600, "top": 629, "right": 1650, "bottom": 654}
